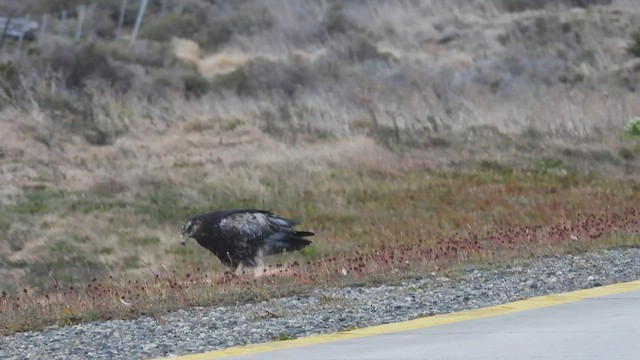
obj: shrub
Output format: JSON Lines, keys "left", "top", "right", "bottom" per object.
{"left": 198, "top": 21, "right": 234, "bottom": 51}
{"left": 182, "top": 72, "right": 210, "bottom": 97}
{"left": 211, "top": 58, "right": 314, "bottom": 98}
{"left": 197, "top": 11, "right": 274, "bottom": 51}
{"left": 108, "top": 40, "right": 173, "bottom": 68}
{"left": 93, "top": 16, "right": 118, "bottom": 40}
{"left": 40, "top": 40, "right": 138, "bottom": 93}
{"left": 618, "top": 147, "right": 634, "bottom": 161}
{"left": 34, "top": 90, "right": 83, "bottom": 121}
{"left": 45, "top": 42, "right": 112, "bottom": 88}
{"left": 338, "top": 36, "right": 396, "bottom": 63}
{"left": 628, "top": 28, "right": 640, "bottom": 58}
{"left": 500, "top": 0, "right": 612, "bottom": 12}
{"left": 323, "top": 3, "right": 349, "bottom": 35}
{"left": 41, "top": 0, "right": 85, "bottom": 13}
{"left": 139, "top": 12, "right": 203, "bottom": 42}
{"left": 624, "top": 118, "right": 640, "bottom": 138}
{"left": 211, "top": 64, "right": 250, "bottom": 95}
{"left": 106, "top": 0, "right": 139, "bottom": 28}
{"left": 0, "top": 62, "right": 21, "bottom": 103}
{"left": 89, "top": 3, "right": 121, "bottom": 39}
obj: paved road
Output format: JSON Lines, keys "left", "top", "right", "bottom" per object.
{"left": 160, "top": 282, "right": 640, "bottom": 360}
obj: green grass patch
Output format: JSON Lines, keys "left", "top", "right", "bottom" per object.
{"left": 624, "top": 118, "right": 640, "bottom": 137}
{"left": 6, "top": 189, "right": 128, "bottom": 217}
{"left": 165, "top": 247, "right": 194, "bottom": 256}
{"left": 122, "top": 255, "right": 141, "bottom": 269}
{"left": 97, "top": 247, "right": 114, "bottom": 255}
{"left": 276, "top": 332, "right": 297, "bottom": 341}
{"left": 297, "top": 244, "right": 322, "bottom": 260}
{"left": 123, "top": 236, "right": 161, "bottom": 247}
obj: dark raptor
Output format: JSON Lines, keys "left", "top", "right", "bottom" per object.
{"left": 180, "top": 209, "right": 314, "bottom": 274}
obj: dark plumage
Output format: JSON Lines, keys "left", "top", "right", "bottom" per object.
{"left": 180, "top": 209, "right": 314, "bottom": 274}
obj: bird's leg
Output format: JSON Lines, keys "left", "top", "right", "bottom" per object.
{"left": 253, "top": 257, "right": 265, "bottom": 277}
{"left": 223, "top": 252, "right": 237, "bottom": 278}
{"left": 235, "top": 263, "right": 245, "bottom": 276}
{"left": 223, "top": 264, "right": 237, "bottom": 278}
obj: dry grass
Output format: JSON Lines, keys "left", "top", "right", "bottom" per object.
{"left": 2, "top": 95, "right": 640, "bottom": 318}
{"left": 1, "top": 203, "right": 638, "bottom": 335}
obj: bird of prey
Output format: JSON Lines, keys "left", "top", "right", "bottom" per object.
{"left": 180, "top": 209, "right": 314, "bottom": 275}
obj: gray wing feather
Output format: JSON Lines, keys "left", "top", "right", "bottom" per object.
{"left": 219, "top": 212, "right": 291, "bottom": 242}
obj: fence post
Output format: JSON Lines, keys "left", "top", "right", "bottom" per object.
{"left": 16, "top": 14, "right": 32, "bottom": 54}
{"left": 16, "top": 33, "right": 25, "bottom": 55}
{"left": 130, "top": 0, "right": 148, "bottom": 46}
{"left": 75, "top": 5, "right": 86, "bottom": 40}
{"left": 117, "top": 0, "right": 129, "bottom": 38}
{"left": 161, "top": 0, "right": 168, "bottom": 14}
{"left": 39, "top": 14, "right": 48, "bottom": 46}
{"left": 0, "top": 17, "right": 12, "bottom": 50}
{"left": 60, "top": 10, "right": 67, "bottom": 35}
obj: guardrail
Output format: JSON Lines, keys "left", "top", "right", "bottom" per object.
{"left": 0, "top": 17, "right": 39, "bottom": 41}
{"left": 0, "top": 0, "right": 157, "bottom": 52}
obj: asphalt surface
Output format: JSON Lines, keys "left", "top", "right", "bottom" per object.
{"left": 213, "top": 289, "right": 640, "bottom": 360}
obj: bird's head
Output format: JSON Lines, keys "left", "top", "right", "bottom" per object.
{"left": 180, "top": 217, "right": 202, "bottom": 246}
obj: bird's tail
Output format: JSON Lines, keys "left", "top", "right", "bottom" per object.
{"left": 265, "top": 231, "right": 314, "bottom": 254}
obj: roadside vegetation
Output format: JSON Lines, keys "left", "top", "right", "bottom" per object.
{"left": 1, "top": 0, "right": 639, "bottom": 334}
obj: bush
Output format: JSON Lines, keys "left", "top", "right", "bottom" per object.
{"left": 338, "top": 36, "right": 396, "bottom": 63}
{"left": 42, "top": 41, "right": 135, "bottom": 92}
{"left": 323, "top": 3, "right": 349, "bottom": 35}
{"left": 500, "top": 0, "right": 612, "bottom": 12}
{"left": 624, "top": 118, "right": 640, "bottom": 138}
{"left": 182, "top": 73, "right": 209, "bottom": 97}
{"left": 139, "top": 12, "right": 203, "bottom": 42}
{"left": 46, "top": 42, "right": 109, "bottom": 88}
{"left": 211, "top": 65, "right": 250, "bottom": 95}
{"left": 197, "top": 11, "right": 274, "bottom": 51}
{"left": 211, "top": 58, "right": 314, "bottom": 98}
{"left": 0, "top": 62, "right": 21, "bottom": 103}
{"left": 198, "top": 21, "right": 234, "bottom": 51}
{"left": 74, "top": 0, "right": 125, "bottom": 40}
{"left": 628, "top": 28, "right": 640, "bottom": 58}
{"left": 106, "top": 0, "right": 139, "bottom": 28}
{"left": 109, "top": 40, "right": 173, "bottom": 68}
{"left": 34, "top": 91, "right": 82, "bottom": 120}
{"left": 40, "top": 0, "right": 85, "bottom": 13}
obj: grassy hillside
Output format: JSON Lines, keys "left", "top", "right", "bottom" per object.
{"left": 0, "top": 0, "right": 640, "bottom": 332}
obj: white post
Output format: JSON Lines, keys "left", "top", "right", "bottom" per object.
{"left": 0, "top": 17, "right": 11, "bottom": 49}
{"left": 117, "top": 0, "right": 129, "bottom": 38}
{"left": 161, "top": 0, "right": 167, "bottom": 14}
{"left": 16, "top": 33, "right": 25, "bottom": 56}
{"left": 38, "top": 14, "right": 48, "bottom": 46}
{"left": 75, "top": 5, "right": 86, "bottom": 40}
{"left": 60, "top": 10, "right": 67, "bottom": 35}
{"left": 130, "top": 0, "right": 149, "bottom": 46}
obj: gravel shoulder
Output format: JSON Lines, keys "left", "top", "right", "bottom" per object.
{"left": 2, "top": 247, "right": 640, "bottom": 360}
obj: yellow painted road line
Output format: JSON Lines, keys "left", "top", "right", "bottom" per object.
{"left": 151, "top": 279, "right": 640, "bottom": 360}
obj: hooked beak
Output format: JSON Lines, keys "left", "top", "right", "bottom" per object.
{"left": 180, "top": 234, "right": 187, "bottom": 246}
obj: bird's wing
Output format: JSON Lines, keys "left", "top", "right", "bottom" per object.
{"left": 218, "top": 211, "right": 293, "bottom": 244}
